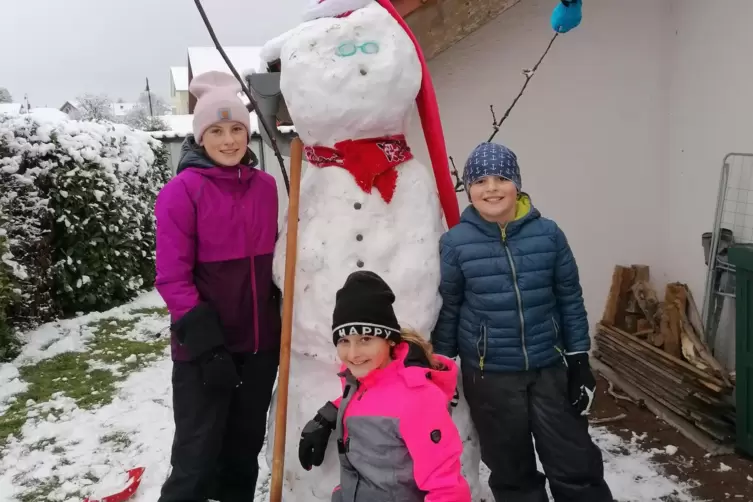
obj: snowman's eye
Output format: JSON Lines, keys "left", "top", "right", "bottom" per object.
{"left": 335, "top": 41, "right": 380, "bottom": 57}
{"left": 360, "top": 42, "right": 379, "bottom": 54}
{"left": 336, "top": 42, "right": 357, "bottom": 57}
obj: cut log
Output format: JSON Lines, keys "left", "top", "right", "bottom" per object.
{"left": 637, "top": 319, "right": 653, "bottom": 333}
{"left": 631, "top": 281, "right": 660, "bottom": 329}
{"left": 602, "top": 265, "right": 635, "bottom": 328}
{"left": 650, "top": 331, "right": 665, "bottom": 347}
{"left": 676, "top": 288, "right": 732, "bottom": 386}
{"left": 632, "top": 264, "right": 650, "bottom": 283}
{"left": 662, "top": 283, "right": 686, "bottom": 358}
{"left": 684, "top": 285, "right": 706, "bottom": 342}
{"left": 625, "top": 314, "right": 638, "bottom": 333}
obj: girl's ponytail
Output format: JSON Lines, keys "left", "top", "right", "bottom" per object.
{"left": 399, "top": 328, "right": 445, "bottom": 370}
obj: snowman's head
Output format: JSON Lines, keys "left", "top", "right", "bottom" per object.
{"left": 261, "top": 1, "right": 421, "bottom": 146}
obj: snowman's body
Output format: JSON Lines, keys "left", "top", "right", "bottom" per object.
{"left": 264, "top": 3, "right": 481, "bottom": 500}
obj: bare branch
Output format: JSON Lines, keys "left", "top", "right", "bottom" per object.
{"left": 449, "top": 156, "right": 465, "bottom": 193}
{"left": 487, "top": 32, "right": 559, "bottom": 143}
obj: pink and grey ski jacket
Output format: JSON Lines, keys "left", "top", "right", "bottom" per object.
{"left": 154, "top": 138, "right": 281, "bottom": 360}
{"left": 331, "top": 342, "right": 471, "bottom": 502}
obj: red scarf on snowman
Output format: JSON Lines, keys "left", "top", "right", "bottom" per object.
{"left": 305, "top": 135, "right": 412, "bottom": 204}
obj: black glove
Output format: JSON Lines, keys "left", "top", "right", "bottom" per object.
{"left": 299, "top": 401, "right": 338, "bottom": 470}
{"left": 565, "top": 352, "right": 596, "bottom": 416}
{"left": 199, "top": 347, "right": 241, "bottom": 389}
{"left": 172, "top": 303, "right": 240, "bottom": 389}
{"left": 450, "top": 388, "right": 459, "bottom": 408}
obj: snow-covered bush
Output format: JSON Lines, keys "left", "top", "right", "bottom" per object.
{"left": 0, "top": 114, "right": 170, "bottom": 329}
{"left": 0, "top": 230, "right": 22, "bottom": 361}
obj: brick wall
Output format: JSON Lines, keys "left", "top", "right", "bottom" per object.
{"left": 403, "top": 0, "right": 522, "bottom": 60}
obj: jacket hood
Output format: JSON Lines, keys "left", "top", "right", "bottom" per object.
{"left": 343, "top": 342, "right": 458, "bottom": 403}
{"left": 462, "top": 193, "right": 540, "bottom": 238}
{"left": 176, "top": 134, "right": 259, "bottom": 174}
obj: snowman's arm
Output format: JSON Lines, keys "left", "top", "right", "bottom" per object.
{"left": 431, "top": 236, "right": 463, "bottom": 359}
{"left": 154, "top": 179, "right": 202, "bottom": 322}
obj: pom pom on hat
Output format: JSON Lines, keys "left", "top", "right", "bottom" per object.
{"left": 300, "top": 0, "right": 461, "bottom": 228}
{"left": 189, "top": 71, "right": 251, "bottom": 142}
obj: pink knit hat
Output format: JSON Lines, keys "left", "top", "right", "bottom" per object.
{"left": 189, "top": 71, "right": 251, "bottom": 142}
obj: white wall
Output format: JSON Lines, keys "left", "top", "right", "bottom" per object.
{"left": 664, "top": 0, "right": 753, "bottom": 304}
{"left": 407, "top": 0, "right": 673, "bottom": 327}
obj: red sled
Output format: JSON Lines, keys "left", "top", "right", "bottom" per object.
{"left": 83, "top": 467, "right": 145, "bottom": 502}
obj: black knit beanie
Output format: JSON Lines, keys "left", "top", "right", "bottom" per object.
{"left": 332, "top": 271, "right": 402, "bottom": 345}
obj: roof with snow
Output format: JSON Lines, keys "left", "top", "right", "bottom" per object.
{"left": 0, "top": 103, "right": 23, "bottom": 115}
{"left": 170, "top": 66, "right": 189, "bottom": 92}
{"left": 111, "top": 102, "right": 137, "bottom": 116}
{"left": 188, "top": 46, "right": 263, "bottom": 78}
{"left": 149, "top": 112, "right": 295, "bottom": 140}
{"left": 28, "top": 108, "right": 69, "bottom": 123}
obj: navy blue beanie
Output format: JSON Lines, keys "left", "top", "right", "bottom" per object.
{"left": 462, "top": 142, "right": 521, "bottom": 193}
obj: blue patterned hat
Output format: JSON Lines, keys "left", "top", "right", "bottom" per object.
{"left": 463, "top": 142, "right": 521, "bottom": 193}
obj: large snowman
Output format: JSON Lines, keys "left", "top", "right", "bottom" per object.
{"left": 261, "top": 0, "right": 482, "bottom": 499}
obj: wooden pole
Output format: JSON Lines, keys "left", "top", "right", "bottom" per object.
{"left": 270, "top": 137, "right": 304, "bottom": 502}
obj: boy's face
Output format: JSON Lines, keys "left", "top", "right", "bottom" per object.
{"left": 468, "top": 175, "right": 518, "bottom": 223}
{"left": 336, "top": 335, "right": 392, "bottom": 379}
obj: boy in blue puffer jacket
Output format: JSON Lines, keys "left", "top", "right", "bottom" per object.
{"left": 432, "top": 142, "right": 612, "bottom": 502}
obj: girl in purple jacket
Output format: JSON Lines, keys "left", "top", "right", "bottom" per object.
{"left": 154, "top": 71, "right": 281, "bottom": 502}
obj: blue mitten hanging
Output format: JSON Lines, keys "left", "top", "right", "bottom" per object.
{"left": 551, "top": 0, "right": 582, "bottom": 33}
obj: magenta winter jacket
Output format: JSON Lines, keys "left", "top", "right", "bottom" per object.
{"left": 154, "top": 138, "right": 281, "bottom": 360}
{"left": 330, "top": 342, "right": 471, "bottom": 502}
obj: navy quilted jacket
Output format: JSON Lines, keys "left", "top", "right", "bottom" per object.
{"left": 431, "top": 195, "right": 590, "bottom": 373}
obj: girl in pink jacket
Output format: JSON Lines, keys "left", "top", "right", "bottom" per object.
{"left": 298, "top": 271, "right": 471, "bottom": 502}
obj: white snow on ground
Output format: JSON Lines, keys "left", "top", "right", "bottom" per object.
{"left": 0, "top": 290, "right": 699, "bottom": 501}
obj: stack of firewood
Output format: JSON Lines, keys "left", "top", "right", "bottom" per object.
{"left": 594, "top": 265, "right": 735, "bottom": 444}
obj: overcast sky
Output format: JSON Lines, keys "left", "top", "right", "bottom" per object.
{"left": 0, "top": 0, "right": 306, "bottom": 107}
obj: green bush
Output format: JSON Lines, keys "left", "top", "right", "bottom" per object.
{"left": 0, "top": 113, "right": 170, "bottom": 353}
{"left": 0, "top": 231, "right": 21, "bottom": 362}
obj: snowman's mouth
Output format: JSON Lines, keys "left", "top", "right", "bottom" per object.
{"left": 359, "top": 65, "right": 368, "bottom": 76}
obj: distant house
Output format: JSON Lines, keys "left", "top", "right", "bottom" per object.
{"left": 59, "top": 100, "right": 137, "bottom": 119}
{"left": 60, "top": 101, "right": 79, "bottom": 117}
{"left": 186, "top": 46, "right": 262, "bottom": 113}
{"left": 0, "top": 103, "right": 23, "bottom": 116}
{"left": 169, "top": 66, "right": 189, "bottom": 115}
{"left": 111, "top": 102, "right": 136, "bottom": 117}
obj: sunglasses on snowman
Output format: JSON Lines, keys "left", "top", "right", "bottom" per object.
{"left": 335, "top": 41, "right": 380, "bottom": 57}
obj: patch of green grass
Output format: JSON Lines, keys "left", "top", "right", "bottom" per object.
{"left": 16, "top": 476, "right": 75, "bottom": 502}
{"left": 101, "top": 431, "right": 132, "bottom": 451}
{"left": 0, "top": 314, "right": 167, "bottom": 450}
{"left": 131, "top": 306, "right": 169, "bottom": 317}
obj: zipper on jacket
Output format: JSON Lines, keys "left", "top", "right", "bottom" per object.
{"left": 500, "top": 224, "right": 529, "bottom": 371}
{"left": 251, "top": 258, "right": 260, "bottom": 353}
{"left": 553, "top": 317, "right": 567, "bottom": 365}
{"left": 238, "top": 167, "right": 241, "bottom": 183}
{"left": 477, "top": 320, "right": 487, "bottom": 378}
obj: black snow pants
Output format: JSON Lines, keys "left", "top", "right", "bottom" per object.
{"left": 462, "top": 363, "right": 613, "bottom": 502}
{"left": 159, "top": 350, "right": 279, "bottom": 502}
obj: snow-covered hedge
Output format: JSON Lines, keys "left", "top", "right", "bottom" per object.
{"left": 0, "top": 113, "right": 170, "bottom": 348}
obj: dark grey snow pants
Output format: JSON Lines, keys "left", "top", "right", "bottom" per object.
{"left": 462, "top": 363, "right": 613, "bottom": 502}
{"left": 158, "top": 350, "right": 279, "bottom": 502}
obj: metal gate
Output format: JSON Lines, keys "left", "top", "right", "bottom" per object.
{"left": 702, "top": 153, "right": 753, "bottom": 370}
